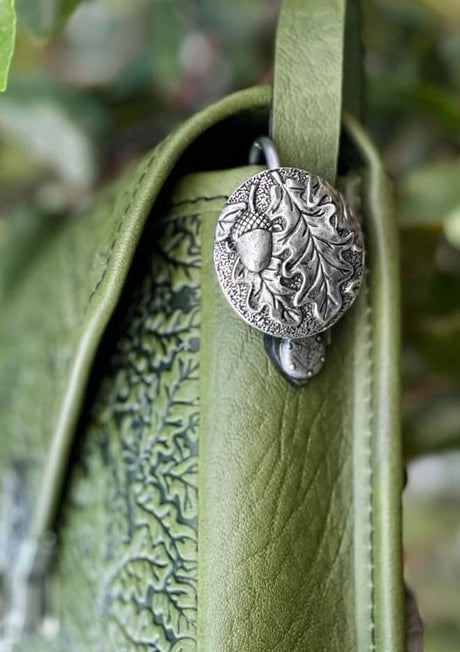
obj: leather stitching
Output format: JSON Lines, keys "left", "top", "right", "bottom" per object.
{"left": 86, "top": 152, "right": 157, "bottom": 309}
{"left": 363, "top": 272, "right": 376, "bottom": 650}
{"left": 85, "top": 176, "right": 228, "bottom": 312}
{"left": 86, "top": 177, "right": 226, "bottom": 313}
{"left": 86, "top": 206, "right": 122, "bottom": 308}
{"left": 98, "top": 120, "right": 229, "bottom": 300}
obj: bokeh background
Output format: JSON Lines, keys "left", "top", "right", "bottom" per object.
{"left": 1, "top": 1, "right": 460, "bottom": 649}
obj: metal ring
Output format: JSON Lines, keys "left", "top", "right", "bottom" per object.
{"left": 248, "top": 136, "right": 280, "bottom": 169}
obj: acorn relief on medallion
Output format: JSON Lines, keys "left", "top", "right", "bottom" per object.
{"left": 214, "top": 167, "right": 364, "bottom": 340}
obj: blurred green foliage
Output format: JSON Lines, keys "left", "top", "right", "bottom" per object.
{"left": 404, "top": 454, "right": 460, "bottom": 652}
{"left": 362, "top": 5, "right": 460, "bottom": 647}
{"left": 1, "top": 0, "right": 460, "bottom": 649}
{"left": 0, "top": 0, "right": 15, "bottom": 90}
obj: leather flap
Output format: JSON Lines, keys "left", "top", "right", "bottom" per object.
{"left": 0, "top": 86, "right": 271, "bottom": 539}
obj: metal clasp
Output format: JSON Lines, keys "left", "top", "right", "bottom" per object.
{"left": 248, "top": 136, "right": 281, "bottom": 169}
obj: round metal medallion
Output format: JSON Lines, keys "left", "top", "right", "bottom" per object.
{"left": 214, "top": 167, "right": 364, "bottom": 339}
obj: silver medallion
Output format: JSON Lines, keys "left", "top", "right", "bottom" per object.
{"left": 214, "top": 159, "right": 364, "bottom": 340}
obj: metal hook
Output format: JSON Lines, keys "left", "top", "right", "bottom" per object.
{"left": 248, "top": 136, "right": 280, "bottom": 169}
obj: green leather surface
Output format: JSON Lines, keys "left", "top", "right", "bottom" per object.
{"left": 198, "top": 124, "right": 404, "bottom": 651}
{"left": 48, "top": 132, "right": 403, "bottom": 652}
{"left": 0, "top": 115, "right": 404, "bottom": 652}
{"left": 272, "top": 0, "right": 346, "bottom": 183}
{"left": 3, "top": 140, "right": 403, "bottom": 652}
{"left": 0, "top": 1, "right": 405, "bottom": 649}
{"left": 0, "top": 85, "right": 270, "bottom": 543}
{"left": 55, "top": 181, "right": 207, "bottom": 650}
{"left": 52, "top": 167, "right": 261, "bottom": 651}
{"left": 346, "top": 115, "right": 404, "bottom": 651}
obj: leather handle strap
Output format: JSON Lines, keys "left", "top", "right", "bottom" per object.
{"left": 271, "top": 0, "right": 347, "bottom": 183}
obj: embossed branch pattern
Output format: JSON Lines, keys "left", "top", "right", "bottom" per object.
{"left": 57, "top": 210, "right": 201, "bottom": 651}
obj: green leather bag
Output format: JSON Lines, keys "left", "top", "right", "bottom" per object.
{"left": 0, "top": 1, "right": 405, "bottom": 650}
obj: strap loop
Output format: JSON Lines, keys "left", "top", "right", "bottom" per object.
{"left": 271, "top": 0, "right": 347, "bottom": 183}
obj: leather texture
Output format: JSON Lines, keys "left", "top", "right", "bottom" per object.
{"left": 0, "top": 128, "right": 405, "bottom": 651}
{"left": 0, "top": 139, "right": 404, "bottom": 651}
{"left": 52, "top": 167, "right": 263, "bottom": 650}
{"left": 272, "top": 0, "right": 346, "bottom": 183}
{"left": 198, "top": 120, "right": 404, "bottom": 651}
{"left": 0, "top": 0, "right": 405, "bottom": 649}
{"left": 0, "top": 85, "right": 270, "bottom": 543}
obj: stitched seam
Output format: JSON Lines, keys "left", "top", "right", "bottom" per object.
{"left": 86, "top": 214, "right": 122, "bottom": 308}
{"left": 362, "top": 271, "right": 376, "bottom": 650}
{"left": 86, "top": 152, "right": 157, "bottom": 310}
{"left": 86, "top": 185, "right": 225, "bottom": 313}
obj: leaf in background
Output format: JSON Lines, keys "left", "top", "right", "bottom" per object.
{"left": 370, "top": 77, "right": 460, "bottom": 139}
{"left": 0, "top": 0, "right": 16, "bottom": 91}
{"left": 0, "top": 80, "right": 107, "bottom": 191}
{"left": 410, "top": 311, "right": 460, "bottom": 380}
{"left": 444, "top": 204, "right": 460, "bottom": 250}
{"left": 417, "top": 0, "right": 460, "bottom": 28}
{"left": 15, "top": 0, "right": 80, "bottom": 38}
{"left": 400, "top": 224, "right": 440, "bottom": 314}
{"left": 399, "top": 159, "right": 460, "bottom": 317}
{"left": 399, "top": 159, "right": 460, "bottom": 226}
{"left": 403, "top": 390, "right": 460, "bottom": 458}
{"left": 0, "top": 205, "right": 63, "bottom": 296}
{"left": 150, "top": 0, "right": 186, "bottom": 87}
{"left": 0, "top": 139, "right": 45, "bottom": 188}
{"left": 54, "top": 0, "right": 148, "bottom": 88}
{"left": 198, "top": 0, "right": 259, "bottom": 38}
